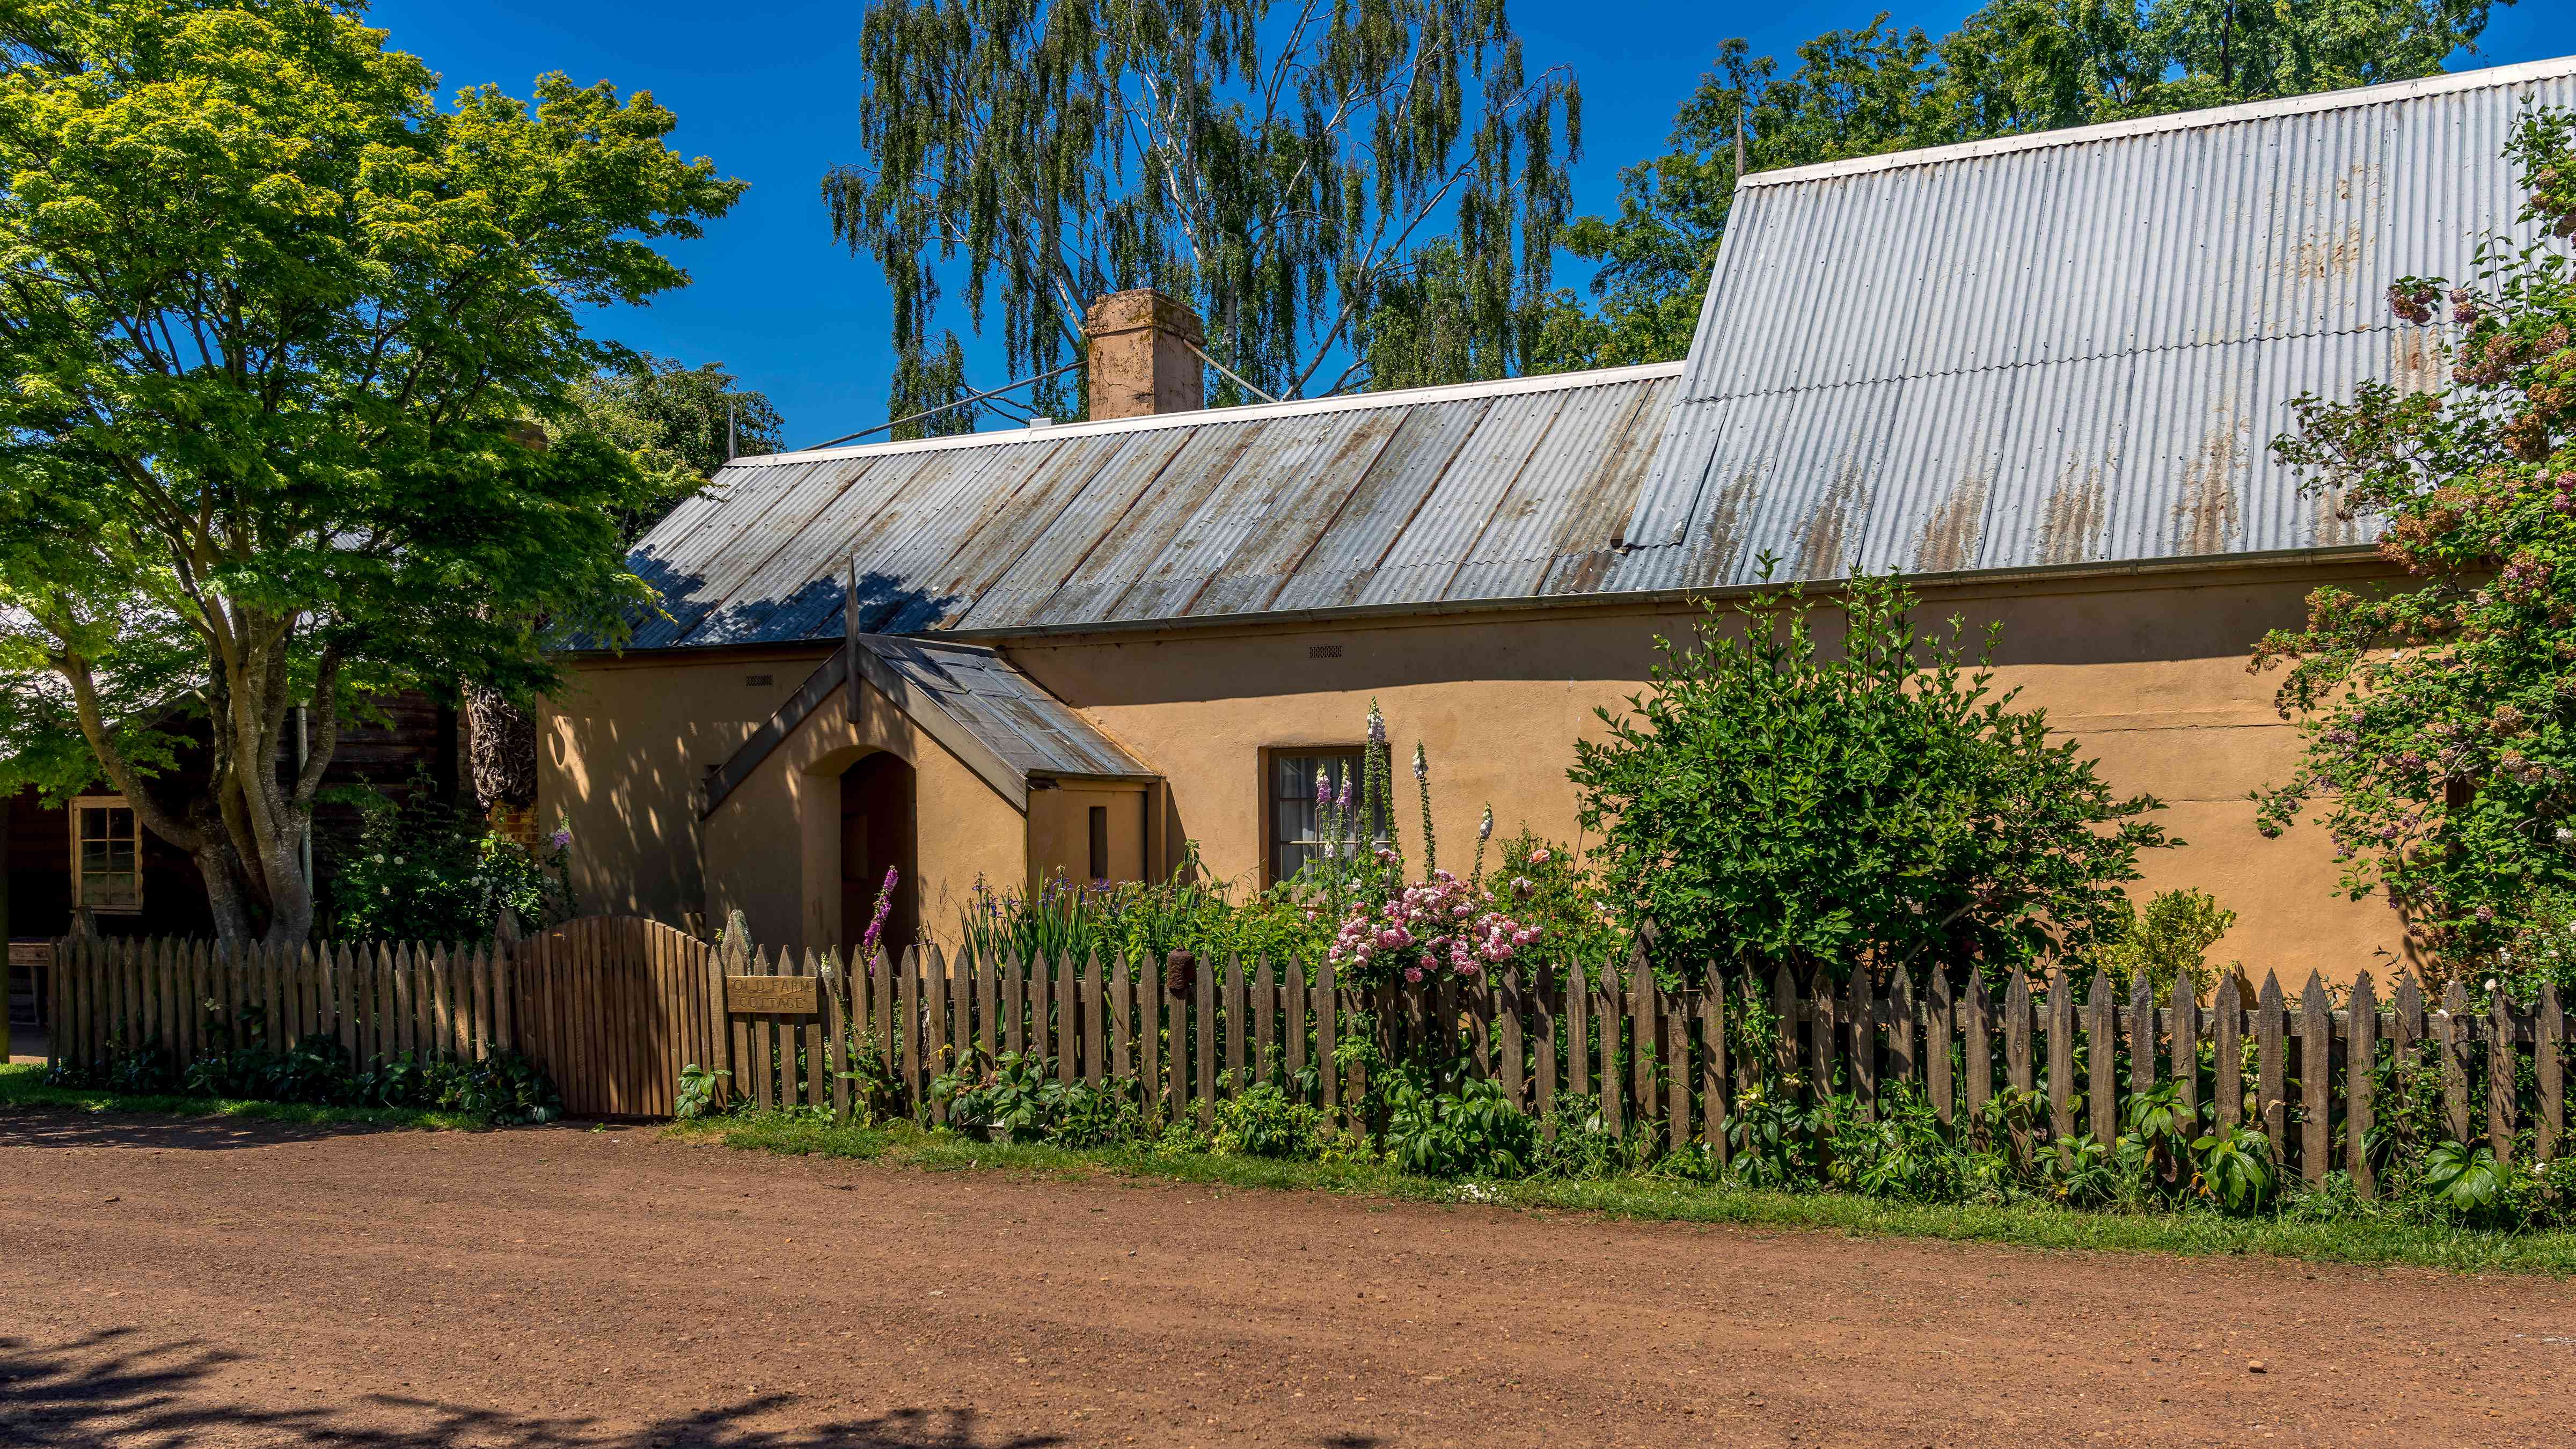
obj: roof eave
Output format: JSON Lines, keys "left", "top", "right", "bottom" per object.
{"left": 933, "top": 543, "right": 2391, "bottom": 645}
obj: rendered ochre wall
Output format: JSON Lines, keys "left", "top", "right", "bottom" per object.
{"left": 999, "top": 559, "right": 2406, "bottom": 978}
{"left": 543, "top": 557, "right": 2406, "bottom": 976}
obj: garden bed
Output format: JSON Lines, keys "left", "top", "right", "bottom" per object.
{"left": 672, "top": 1107, "right": 2576, "bottom": 1276}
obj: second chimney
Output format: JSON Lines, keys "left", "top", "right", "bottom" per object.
{"left": 1082, "top": 289, "right": 1204, "bottom": 421}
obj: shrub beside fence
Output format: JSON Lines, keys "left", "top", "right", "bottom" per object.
{"left": 728, "top": 941, "right": 2570, "bottom": 1195}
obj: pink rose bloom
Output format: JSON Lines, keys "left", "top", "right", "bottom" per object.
{"left": 1404, "top": 967, "right": 1423, "bottom": 983}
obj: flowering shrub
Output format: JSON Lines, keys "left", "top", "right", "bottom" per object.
{"left": 2255, "top": 108, "right": 2576, "bottom": 971}
{"left": 1326, "top": 854, "right": 1538, "bottom": 986}
{"left": 1492, "top": 828, "right": 1627, "bottom": 971}
{"left": 323, "top": 781, "right": 572, "bottom": 942}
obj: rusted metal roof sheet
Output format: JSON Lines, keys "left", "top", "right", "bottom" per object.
{"left": 1613, "top": 57, "right": 2576, "bottom": 592}
{"left": 616, "top": 64, "right": 2572, "bottom": 654}
{"left": 616, "top": 363, "right": 1681, "bottom": 648}
{"left": 699, "top": 634, "right": 1150, "bottom": 817}
{"left": 857, "top": 635, "right": 1149, "bottom": 781}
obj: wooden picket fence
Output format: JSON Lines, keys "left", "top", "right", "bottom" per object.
{"left": 46, "top": 917, "right": 715, "bottom": 1118}
{"left": 724, "top": 941, "right": 2572, "bottom": 1195}
{"left": 52, "top": 920, "right": 2575, "bottom": 1175}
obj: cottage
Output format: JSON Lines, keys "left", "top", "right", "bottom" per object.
{"left": 543, "top": 59, "right": 2576, "bottom": 975}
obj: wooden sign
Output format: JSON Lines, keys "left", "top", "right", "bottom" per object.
{"left": 726, "top": 974, "right": 821, "bottom": 1016}
{"left": 6, "top": 941, "right": 52, "bottom": 968}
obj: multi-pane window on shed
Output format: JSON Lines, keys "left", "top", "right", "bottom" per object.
{"left": 73, "top": 796, "right": 142, "bottom": 913}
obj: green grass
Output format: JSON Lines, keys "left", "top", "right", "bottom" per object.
{"left": 0, "top": 1062, "right": 497, "bottom": 1131}
{"left": 670, "top": 1109, "right": 2576, "bottom": 1276}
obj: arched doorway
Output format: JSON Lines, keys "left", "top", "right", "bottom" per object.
{"left": 839, "top": 752, "right": 919, "bottom": 958}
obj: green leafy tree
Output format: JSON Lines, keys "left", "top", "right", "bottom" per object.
{"left": 0, "top": 0, "right": 742, "bottom": 947}
{"left": 559, "top": 353, "right": 784, "bottom": 543}
{"left": 2253, "top": 108, "right": 2576, "bottom": 970}
{"left": 824, "top": 0, "right": 1580, "bottom": 428}
{"left": 1569, "top": 570, "right": 2173, "bottom": 982}
{"left": 2092, "top": 887, "right": 2240, "bottom": 1000}
{"left": 1536, "top": 1, "right": 2503, "bottom": 372}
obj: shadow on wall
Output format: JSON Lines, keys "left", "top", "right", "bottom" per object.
{"left": 550, "top": 558, "right": 961, "bottom": 925}
{"left": 0, "top": 1327, "right": 1094, "bottom": 1448}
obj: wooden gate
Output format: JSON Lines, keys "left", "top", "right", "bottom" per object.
{"left": 511, "top": 916, "right": 720, "bottom": 1118}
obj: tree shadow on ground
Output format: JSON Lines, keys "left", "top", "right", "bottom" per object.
{"left": 0, "top": 1107, "right": 507, "bottom": 1153}
{"left": 0, "top": 1329, "right": 1078, "bottom": 1449}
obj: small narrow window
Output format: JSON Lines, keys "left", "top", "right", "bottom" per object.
{"left": 72, "top": 796, "right": 142, "bottom": 914}
{"left": 1087, "top": 806, "right": 1110, "bottom": 882}
{"left": 1268, "top": 750, "right": 1389, "bottom": 885}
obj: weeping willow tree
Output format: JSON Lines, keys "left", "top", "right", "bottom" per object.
{"left": 824, "top": 0, "right": 1580, "bottom": 431}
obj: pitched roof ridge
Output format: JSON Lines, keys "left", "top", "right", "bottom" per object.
{"left": 737, "top": 360, "right": 1686, "bottom": 469}
{"left": 1738, "top": 55, "right": 2576, "bottom": 191}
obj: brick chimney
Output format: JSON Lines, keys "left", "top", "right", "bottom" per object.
{"left": 1082, "top": 289, "right": 1204, "bottom": 420}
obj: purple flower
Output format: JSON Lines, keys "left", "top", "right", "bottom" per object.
{"left": 1336, "top": 777, "right": 1352, "bottom": 810}
{"left": 860, "top": 866, "right": 899, "bottom": 957}
{"left": 550, "top": 828, "right": 572, "bottom": 851}
{"left": 1367, "top": 704, "right": 1385, "bottom": 747}
{"left": 1314, "top": 766, "right": 1330, "bottom": 811}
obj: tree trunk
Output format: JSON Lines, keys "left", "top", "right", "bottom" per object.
{"left": 467, "top": 685, "right": 537, "bottom": 811}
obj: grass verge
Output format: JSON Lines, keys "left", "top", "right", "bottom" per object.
{"left": 0, "top": 1062, "right": 495, "bottom": 1131}
{"left": 670, "top": 1109, "right": 2576, "bottom": 1276}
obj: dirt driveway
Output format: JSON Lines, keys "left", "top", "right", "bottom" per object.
{"left": 0, "top": 1109, "right": 2566, "bottom": 1448}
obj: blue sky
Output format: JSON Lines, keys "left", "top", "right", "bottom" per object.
{"left": 370, "top": 1, "right": 2576, "bottom": 449}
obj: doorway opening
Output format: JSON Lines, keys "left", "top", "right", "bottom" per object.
{"left": 839, "top": 752, "right": 919, "bottom": 958}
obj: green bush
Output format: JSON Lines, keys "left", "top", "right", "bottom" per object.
{"left": 1213, "top": 1081, "right": 1323, "bottom": 1159}
{"left": 1569, "top": 569, "right": 2172, "bottom": 984}
{"left": 1380, "top": 1058, "right": 1537, "bottom": 1179}
{"left": 2091, "top": 888, "right": 2239, "bottom": 1000}
{"left": 931, "top": 1050, "right": 1138, "bottom": 1146}
{"left": 323, "top": 779, "right": 572, "bottom": 943}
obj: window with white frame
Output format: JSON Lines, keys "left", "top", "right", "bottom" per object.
{"left": 72, "top": 796, "right": 142, "bottom": 913}
{"left": 1267, "top": 750, "right": 1390, "bottom": 885}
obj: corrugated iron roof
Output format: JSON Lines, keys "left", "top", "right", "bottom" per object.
{"left": 620, "top": 59, "right": 2575, "bottom": 653}
{"left": 1611, "top": 56, "right": 2576, "bottom": 592}
{"left": 857, "top": 634, "right": 1150, "bottom": 781}
{"left": 699, "top": 633, "right": 1151, "bottom": 817}
{"left": 614, "top": 364, "right": 1680, "bottom": 649}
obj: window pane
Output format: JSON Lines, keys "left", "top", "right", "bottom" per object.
{"left": 75, "top": 803, "right": 142, "bottom": 910}
{"left": 1274, "top": 751, "right": 1392, "bottom": 886}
